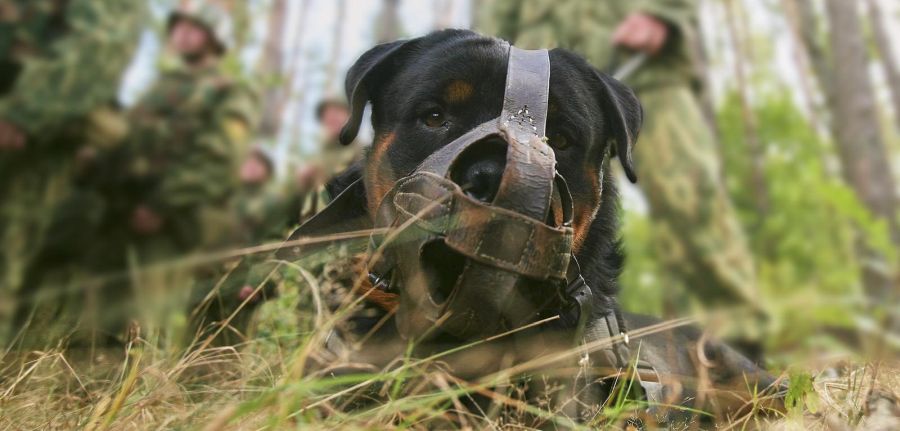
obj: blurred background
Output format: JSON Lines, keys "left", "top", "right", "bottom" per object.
{"left": 2, "top": 0, "right": 900, "bottom": 427}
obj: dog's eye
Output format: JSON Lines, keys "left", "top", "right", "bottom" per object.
{"left": 421, "top": 109, "right": 448, "bottom": 128}
{"left": 549, "top": 133, "right": 571, "bottom": 150}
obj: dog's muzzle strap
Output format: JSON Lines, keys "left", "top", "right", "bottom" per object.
{"left": 379, "top": 172, "right": 572, "bottom": 280}
{"left": 500, "top": 46, "right": 550, "bottom": 139}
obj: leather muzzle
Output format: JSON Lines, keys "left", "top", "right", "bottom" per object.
{"left": 370, "top": 47, "right": 576, "bottom": 340}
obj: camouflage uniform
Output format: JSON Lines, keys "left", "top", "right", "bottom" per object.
{"left": 198, "top": 162, "right": 295, "bottom": 331}
{"left": 89, "top": 50, "right": 257, "bottom": 346}
{"left": 192, "top": 140, "right": 356, "bottom": 345}
{"left": 480, "top": 0, "right": 760, "bottom": 309}
{"left": 232, "top": 146, "right": 296, "bottom": 246}
{"left": 293, "top": 134, "right": 362, "bottom": 223}
{"left": 228, "top": 137, "right": 360, "bottom": 345}
{"left": 188, "top": 175, "right": 288, "bottom": 344}
{"left": 115, "top": 63, "right": 257, "bottom": 252}
{"left": 13, "top": 4, "right": 259, "bottom": 346}
{"left": 0, "top": 0, "right": 144, "bottom": 342}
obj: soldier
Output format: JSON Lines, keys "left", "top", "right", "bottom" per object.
{"left": 480, "top": 1, "right": 761, "bottom": 314}
{"left": 14, "top": 2, "right": 259, "bottom": 347}
{"left": 0, "top": 0, "right": 145, "bottom": 343}
{"left": 291, "top": 98, "right": 362, "bottom": 223}
{"left": 233, "top": 146, "right": 295, "bottom": 246}
{"left": 108, "top": 2, "right": 256, "bottom": 260}
{"left": 190, "top": 146, "right": 287, "bottom": 344}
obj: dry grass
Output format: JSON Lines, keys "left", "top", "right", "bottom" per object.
{"left": 2, "top": 292, "right": 896, "bottom": 430}
{"left": 1, "top": 341, "right": 897, "bottom": 429}
{"left": 1, "top": 340, "right": 896, "bottom": 429}
{"left": 1, "top": 231, "right": 898, "bottom": 429}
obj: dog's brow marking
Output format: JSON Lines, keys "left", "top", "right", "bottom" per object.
{"left": 573, "top": 163, "right": 603, "bottom": 251}
{"left": 444, "top": 80, "right": 474, "bottom": 103}
{"left": 367, "top": 131, "right": 398, "bottom": 213}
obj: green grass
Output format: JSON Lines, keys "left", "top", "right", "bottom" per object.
{"left": 1, "top": 233, "right": 898, "bottom": 430}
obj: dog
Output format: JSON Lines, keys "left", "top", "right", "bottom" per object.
{"left": 281, "top": 29, "right": 781, "bottom": 423}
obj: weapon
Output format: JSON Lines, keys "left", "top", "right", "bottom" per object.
{"left": 607, "top": 48, "right": 648, "bottom": 82}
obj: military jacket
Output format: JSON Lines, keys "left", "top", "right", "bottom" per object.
{"left": 480, "top": 0, "right": 699, "bottom": 90}
{"left": 110, "top": 62, "right": 258, "bottom": 249}
{"left": 0, "top": 0, "right": 144, "bottom": 139}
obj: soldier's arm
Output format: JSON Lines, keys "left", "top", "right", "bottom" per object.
{"left": 0, "top": 0, "right": 144, "bottom": 139}
{"left": 146, "top": 84, "right": 259, "bottom": 217}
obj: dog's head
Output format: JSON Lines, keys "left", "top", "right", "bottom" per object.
{"left": 330, "top": 30, "right": 642, "bottom": 340}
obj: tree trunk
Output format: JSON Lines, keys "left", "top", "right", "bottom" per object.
{"left": 824, "top": 0, "right": 899, "bottom": 306}
{"left": 693, "top": 0, "right": 722, "bottom": 143}
{"left": 866, "top": 0, "right": 900, "bottom": 130}
{"left": 781, "top": 0, "right": 828, "bottom": 136}
{"left": 724, "top": 0, "right": 770, "bottom": 218}
{"left": 470, "top": 0, "right": 484, "bottom": 29}
{"left": 433, "top": 0, "right": 455, "bottom": 31}
{"left": 377, "top": 0, "right": 402, "bottom": 43}
{"left": 323, "top": 0, "right": 346, "bottom": 95}
{"left": 795, "top": 0, "right": 832, "bottom": 93}
{"left": 258, "top": 0, "right": 289, "bottom": 138}
{"left": 285, "top": 0, "right": 312, "bottom": 156}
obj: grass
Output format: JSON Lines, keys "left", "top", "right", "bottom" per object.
{"left": 1, "top": 232, "right": 898, "bottom": 430}
{"left": 2, "top": 319, "right": 895, "bottom": 429}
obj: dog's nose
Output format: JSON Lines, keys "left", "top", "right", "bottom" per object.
{"left": 449, "top": 138, "right": 507, "bottom": 203}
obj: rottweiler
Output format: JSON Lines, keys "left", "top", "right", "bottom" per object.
{"left": 285, "top": 29, "right": 781, "bottom": 421}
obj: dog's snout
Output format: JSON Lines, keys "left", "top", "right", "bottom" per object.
{"left": 449, "top": 138, "right": 507, "bottom": 203}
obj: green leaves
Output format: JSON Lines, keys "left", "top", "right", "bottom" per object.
{"left": 622, "top": 88, "right": 897, "bottom": 357}
{"left": 785, "top": 369, "right": 819, "bottom": 415}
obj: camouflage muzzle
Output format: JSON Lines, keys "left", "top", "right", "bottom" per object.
{"left": 369, "top": 47, "right": 579, "bottom": 340}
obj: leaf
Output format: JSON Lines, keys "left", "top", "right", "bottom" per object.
{"left": 785, "top": 369, "right": 815, "bottom": 414}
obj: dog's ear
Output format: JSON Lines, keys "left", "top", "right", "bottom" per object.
{"left": 339, "top": 39, "right": 416, "bottom": 145}
{"left": 594, "top": 71, "right": 642, "bottom": 183}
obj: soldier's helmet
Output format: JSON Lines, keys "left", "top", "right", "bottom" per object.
{"left": 168, "top": 2, "right": 235, "bottom": 55}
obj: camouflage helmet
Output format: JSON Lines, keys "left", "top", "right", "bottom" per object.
{"left": 168, "top": 2, "right": 235, "bottom": 55}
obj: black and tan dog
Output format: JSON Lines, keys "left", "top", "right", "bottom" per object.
{"left": 282, "top": 29, "right": 781, "bottom": 421}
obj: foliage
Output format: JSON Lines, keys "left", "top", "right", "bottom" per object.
{"left": 785, "top": 368, "right": 819, "bottom": 415}
{"left": 621, "top": 88, "right": 898, "bottom": 361}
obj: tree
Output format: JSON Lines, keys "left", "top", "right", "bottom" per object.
{"left": 433, "top": 0, "right": 456, "bottom": 31}
{"left": 258, "top": 0, "right": 290, "bottom": 138}
{"left": 323, "top": 0, "right": 347, "bottom": 95}
{"left": 377, "top": 0, "right": 402, "bottom": 43}
{"left": 866, "top": 0, "right": 900, "bottom": 130}
{"left": 793, "top": 0, "right": 831, "bottom": 92}
{"left": 780, "top": 0, "right": 828, "bottom": 135}
{"left": 824, "top": 0, "right": 899, "bottom": 307}
{"left": 723, "top": 0, "right": 769, "bottom": 218}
